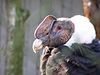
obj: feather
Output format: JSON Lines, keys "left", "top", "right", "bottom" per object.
{"left": 33, "top": 15, "right": 96, "bottom": 52}
{"left": 64, "top": 15, "right": 96, "bottom": 46}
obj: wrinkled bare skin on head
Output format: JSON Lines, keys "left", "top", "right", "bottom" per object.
{"left": 33, "top": 15, "right": 74, "bottom": 53}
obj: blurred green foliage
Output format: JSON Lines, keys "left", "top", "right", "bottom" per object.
{"left": 40, "top": 0, "right": 52, "bottom": 17}
{"left": 8, "top": 0, "right": 21, "bottom": 8}
{"left": 7, "top": 1, "right": 30, "bottom": 75}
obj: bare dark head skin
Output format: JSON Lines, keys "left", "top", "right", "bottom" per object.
{"left": 39, "top": 21, "right": 72, "bottom": 47}
{"left": 33, "top": 15, "right": 74, "bottom": 52}
{"left": 35, "top": 18, "right": 74, "bottom": 47}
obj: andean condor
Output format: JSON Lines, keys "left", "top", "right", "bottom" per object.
{"left": 32, "top": 15, "right": 100, "bottom": 75}
{"left": 32, "top": 15, "right": 96, "bottom": 52}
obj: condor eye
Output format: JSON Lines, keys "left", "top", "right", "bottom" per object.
{"left": 57, "top": 26, "right": 62, "bottom": 30}
{"left": 46, "top": 32, "right": 49, "bottom": 35}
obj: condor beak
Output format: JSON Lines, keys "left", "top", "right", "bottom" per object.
{"left": 32, "top": 39, "right": 43, "bottom": 53}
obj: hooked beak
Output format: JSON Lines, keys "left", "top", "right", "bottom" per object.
{"left": 32, "top": 39, "right": 43, "bottom": 53}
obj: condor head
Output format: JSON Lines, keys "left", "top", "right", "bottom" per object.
{"left": 32, "top": 15, "right": 74, "bottom": 53}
